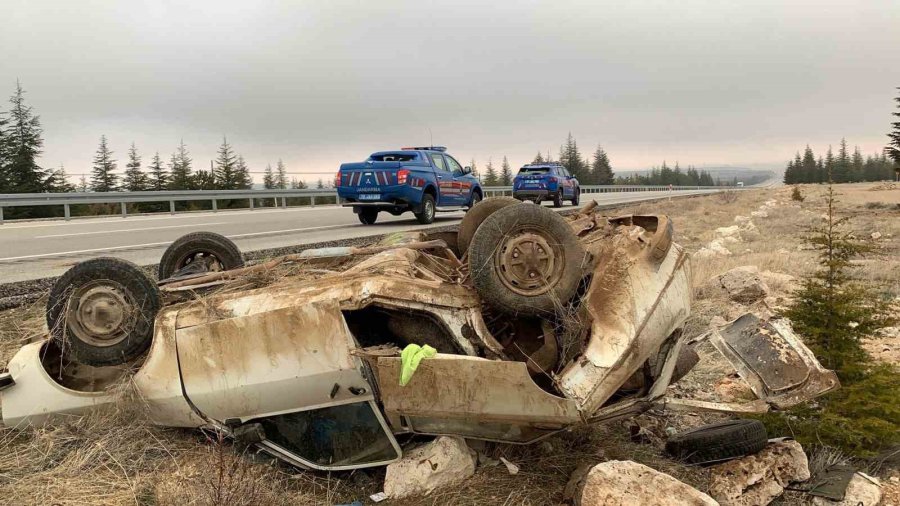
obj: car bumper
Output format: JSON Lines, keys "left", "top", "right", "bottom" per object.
{"left": 513, "top": 189, "right": 555, "bottom": 199}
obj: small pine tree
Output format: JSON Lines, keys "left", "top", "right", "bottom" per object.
{"left": 235, "top": 155, "right": 252, "bottom": 189}
{"left": 122, "top": 142, "right": 149, "bottom": 191}
{"left": 263, "top": 164, "right": 275, "bottom": 189}
{"left": 469, "top": 158, "right": 479, "bottom": 180}
{"left": 148, "top": 152, "right": 168, "bottom": 191}
{"left": 315, "top": 178, "right": 324, "bottom": 189}
{"left": 290, "top": 177, "right": 307, "bottom": 189}
{"left": 91, "top": 135, "right": 118, "bottom": 192}
{"left": 500, "top": 156, "right": 512, "bottom": 185}
{"left": 275, "top": 159, "right": 288, "bottom": 189}
{"left": 5, "top": 81, "right": 49, "bottom": 194}
{"left": 482, "top": 158, "right": 499, "bottom": 186}
{"left": 77, "top": 174, "right": 88, "bottom": 192}
{"left": 591, "top": 145, "right": 615, "bottom": 185}
{"left": 213, "top": 136, "right": 238, "bottom": 189}
{"left": 167, "top": 140, "right": 194, "bottom": 190}
{"left": 47, "top": 164, "right": 75, "bottom": 192}
{"left": 886, "top": 86, "right": 900, "bottom": 180}
{"left": 533, "top": 152, "right": 545, "bottom": 164}
{"left": 791, "top": 186, "right": 804, "bottom": 202}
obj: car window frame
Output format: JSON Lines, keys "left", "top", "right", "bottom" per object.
{"left": 445, "top": 154, "right": 464, "bottom": 176}
{"left": 429, "top": 152, "right": 448, "bottom": 173}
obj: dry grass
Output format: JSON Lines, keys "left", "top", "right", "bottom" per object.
{"left": 0, "top": 183, "right": 897, "bottom": 505}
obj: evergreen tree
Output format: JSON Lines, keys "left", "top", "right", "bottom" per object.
{"left": 48, "top": 164, "right": 75, "bottom": 192}
{"left": 482, "top": 158, "right": 499, "bottom": 186}
{"left": 194, "top": 168, "right": 216, "bottom": 190}
{"left": 784, "top": 157, "right": 797, "bottom": 184}
{"left": 77, "top": 175, "right": 88, "bottom": 192}
{"left": 824, "top": 146, "right": 835, "bottom": 182}
{"left": 850, "top": 146, "right": 864, "bottom": 182}
{"left": 213, "top": 136, "right": 239, "bottom": 189}
{"left": 469, "top": 158, "right": 479, "bottom": 180}
{"left": 316, "top": 178, "right": 325, "bottom": 189}
{"left": 235, "top": 155, "right": 252, "bottom": 189}
{"left": 533, "top": 152, "right": 545, "bottom": 164}
{"left": 122, "top": 142, "right": 149, "bottom": 191}
{"left": 559, "top": 133, "right": 588, "bottom": 180}
{"left": 499, "top": 156, "right": 512, "bottom": 185}
{"left": 0, "top": 108, "right": 9, "bottom": 192}
{"left": 167, "top": 140, "right": 194, "bottom": 190}
{"left": 5, "top": 81, "right": 48, "bottom": 193}
{"left": 275, "top": 159, "right": 288, "bottom": 189}
{"left": 263, "top": 164, "right": 276, "bottom": 189}
{"left": 590, "top": 145, "right": 614, "bottom": 185}
{"left": 886, "top": 87, "right": 900, "bottom": 179}
{"left": 148, "top": 152, "right": 168, "bottom": 191}
{"left": 90, "top": 135, "right": 118, "bottom": 192}
{"left": 833, "top": 138, "right": 851, "bottom": 183}
{"left": 290, "top": 177, "right": 307, "bottom": 189}
{"left": 801, "top": 146, "right": 817, "bottom": 183}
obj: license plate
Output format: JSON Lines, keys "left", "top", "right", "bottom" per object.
{"left": 359, "top": 194, "right": 381, "bottom": 201}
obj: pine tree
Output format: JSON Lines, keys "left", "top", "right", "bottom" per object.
{"left": 591, "top": 145, "right": 614, "bottom": 185}
{"left": 783, "top": 158, "right": 797, "bottom": 184}
{"left": 850, "top": 146, "right": 864, "bottom": 182}
{"left": 559, "top": 133, "right": 587, "bottom": 180}
{"left": 235, "top": 155, "right": 252, "bottom": 189}
{"left": 91, "top": 135, "right": 118, "bottom": 192}
{"left": 77, "top": 175, "right": 88, "bottom": 192}
{"left": 801, "top": 146, "right": 817, "bottom": 183}
{"left": 0, "top": 108, "right": 9, "bottom": 192}
{"left": 886, "top": 87, "right": 900, "bottom": 180}
{"left": 122, "top": 142, "right": 149, "bottom": 191}
{"left": 213, "top": 136, "right": 239, "bottom": 189}
{"left": 316, "top": 178, "right": 324, "bottom": 189}
{"left": 832, "top": 138, "right": 851, "bottom": 183}
{"left": 148, "top": 152, "right": 168, "bottom": 191}
{"left": 483, "top": 158, "right": 499, "bottom": 186}
{"left": 290, "top": 177, "right": 307, "bottom": 189}
{"left": 5, "top": 81, "right": 48, "bottom": 193}
{"left": 275, "top": 159, "right": 288, "bottom": 189}
{"left": 533, "top": 152, "right": 545, "bottom": 164}
{"left": 824, "top": 146, "right": 835, "bottom": 183}
{"left": 263, "top": 164, "right": 275, "bottom": 189}
{"left": 468, "top": 158, "right": 479, "bottom": 180}
{"left": 499, "top": 156, "right": 512, "bottom": 185}
{"left": 194, "top": 168, "right": 216, "bottom": 190}
{"left": 168, "top": 140, "right": 194, "bottom": 190}
{"left": 48, "top": 164, "right": 75, "bottom": 192}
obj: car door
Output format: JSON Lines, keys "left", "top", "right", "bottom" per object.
{"left": 428, "top": 152, "right": 460, "bottom": 206}
{"left": 561, "top": 168, "right": 575, "bottom": 198}
{"left": 445, "top": 154, "right": 472, "bottom": 206}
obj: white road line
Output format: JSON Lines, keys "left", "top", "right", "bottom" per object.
{"left": 35, "top": 222, "right": 227, "bottom": 239}
{"left": 227, "top": 224, "right": 356, "bottom": 239}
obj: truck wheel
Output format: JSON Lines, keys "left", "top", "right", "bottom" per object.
{"left": 158, "top": 231, "right": 244, "bottom": 280}
{"left": 47, "top": 258, "right": 160, "bottom": 367}
{"left": 466, "top": 191, "right": 482, "bottom": 210}
{"left": 358, "top": 208, "right": 379, "bottom": 225}
{"left": 414, "top": 194, "right": 436, "bottom": 224}
{"left": 572, "top": 189, "right": 580, "bottom": 206}
{"left": 469, "top": 203, "right": 586, "bottom": 315}
{"left": 553, "top": 191, "right": 564, "bottom": 208}
{"left": 665, "top": 419, "right": 767, "bottom": 464}
{"left": 457, "top": 196, "right": 520, "bottom": 254}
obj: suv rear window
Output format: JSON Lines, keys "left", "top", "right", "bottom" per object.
{"left": 518, "top": 167, "right": 551, "bottom": 175}
{"left": 370, "top": 152, "right": 419, "bottom": 162}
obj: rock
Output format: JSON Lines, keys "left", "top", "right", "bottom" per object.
{"left": 750, "top": 210, "right": 768, "bottom": 218}
{"left": 812, "top": 472, "right": 882, "bottom": 506}
{"left": 701, "top": 266, "right": 770, "bottom": 303}
{"left": 734, "top": 215, "right": 751, "bottom": 224}
{"left": 696, "top": 239, "right": 733, "bottom": 258}
{"left": 574, "top": 460, "right": 718, "bottom": 506}
{"left": 871, "top": 232, "right": 883, "bottom": 240}
{"left": 714, "top": 375, "right": 756, "bottom": 402}
{"left": 383, "top": 436, "right": 476, "bottom": 499}
{"left": 716, "top": 226, "right": 743, "bottom": 239}
{"left": 708, "top": 440, "right": 810, "bottom": 506}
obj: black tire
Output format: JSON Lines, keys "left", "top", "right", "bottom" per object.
{"left": 47, "top": 257, "right": 160, "bottom": 367}
{"left": 358, "top": 208, "right": 379, "bottom": 225}
{"left": 572, "top": 189, "right": 580, "bottom": 206}
{"left": 553, "top": 191, "right": 564, "bottom": 208}
{"left": 467, "top": 190, "right": 483, "bottom": 210}
{"left": 457, "top": 196, "right": 521, "bottom": 255}
{"left": 665, "top": 419, "right": 768, "bottom": 465}
{"left": 414, "top": 193, "right": 436, "bottom": 224}
{"left": 469, "top": 203, "right": 586, "bottom": 315}
{"left": 158, "top": 231, "right": 244, "bottom": 280}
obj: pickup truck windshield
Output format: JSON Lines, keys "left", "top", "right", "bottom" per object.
{"left": 519, "top": 167, "right": 551, "bottom": 175}
{"left": 370, "top": 153, "right": 419, "bottom": 162}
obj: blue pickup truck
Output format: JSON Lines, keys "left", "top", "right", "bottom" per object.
{"left": 336, "top": 147, "right": 483, "bottom": 225}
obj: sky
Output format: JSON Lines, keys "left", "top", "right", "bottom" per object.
{"left": 2, "top": 0, "right": 899, "bottom": 184}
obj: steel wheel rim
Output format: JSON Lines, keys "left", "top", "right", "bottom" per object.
{"left": 425, "top": 199, "right": 434, "bottom": 220}
{"left": 65, "top": 280, "right": 136, "bottom": 347}
{"left": 494, "top": 229, "right": 563, "bottom": 296}
{"left": 177, "top": 251, "right": 224, "bottom": 273}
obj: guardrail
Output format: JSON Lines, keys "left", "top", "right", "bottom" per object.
{"left": 0, "top": 185, "right": 730, "bottom": 224}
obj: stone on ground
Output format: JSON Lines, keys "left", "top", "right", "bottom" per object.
{"left": 573, "top": 460, "right": 719, "bottom": 506}
{"left": 811, "top": 472, "right": 882, "bottom": 506}
{"left": 383, "top": 436, "right": 476, "bottom": 499}
{"left": 708, "top": 440, "right": 810, "bottom": 506}
{"left": 701, "top": 266, "right": 770, "bottom": 303}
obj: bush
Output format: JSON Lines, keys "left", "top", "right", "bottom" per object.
{"left": 791, "top": 186, "right": 805, "bottom": 202}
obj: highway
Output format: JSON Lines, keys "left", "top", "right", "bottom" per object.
{"left": 0, "top": 190, "right": 719, "bottom": 283}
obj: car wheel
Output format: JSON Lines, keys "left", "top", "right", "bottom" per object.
{"left": 469, "top": 203, "right": 586, "bottom": 315}
{"left": 158, "top": 231, "right": 244, "bottom": 280}
{"left": 572, "top": 189, "right": 580, "bottom": 206}
{"left": 358, "top": 208, "right": 379, "bottom": 225}
{"left": 466, "top": 191, "right": 483, "bottom": 211}
{"left": 47, "top": 257, "right": 160, "bottom": 367}
{"left": 553, "top": 191, "right": 564, "bottom": 208}
{"left": 414, "top": 194, "right": 436, "bottom": 224}
{"left": 457, "top": 196, "right": 521, "bottom": 254}
{"left": 665, "top": 419, "right": 768, "bottom": 464}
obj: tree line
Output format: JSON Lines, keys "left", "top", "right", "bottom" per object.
{"left": 783, "top": 139, "right": 895, "bottom": 184}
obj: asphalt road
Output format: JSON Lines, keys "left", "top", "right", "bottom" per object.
{"left": 0, "top": 190, "right": 718, "bottom": 283}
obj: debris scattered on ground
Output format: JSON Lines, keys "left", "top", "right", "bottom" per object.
{"left": 708, "top": 439, "right": 810, "bottom": 506}
{"left": 871, "top": 231, "right": 883, "bottom": 240}
{"left": 382, "top": 436, "right": 476, "bottom": 499}
{"left": 811, "top": 472, "right": 882, "bottom": 506}
{"left": 571, "top": 460, "right": 718, "bottom": 506}
{"left": 499, "top": 456, "right": 520, "bottom": 475}
{"left": 700, "top": 265, "right": 770, "bottom": 304}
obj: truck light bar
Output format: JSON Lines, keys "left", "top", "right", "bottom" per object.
{"left": 401, "top": 146, "right": 447, "bottom": 152}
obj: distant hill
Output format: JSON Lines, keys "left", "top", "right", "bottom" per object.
{"left": 617, "top": 167, "right": 775, "bottom": 185}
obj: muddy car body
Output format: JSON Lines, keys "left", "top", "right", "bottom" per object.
{"left": 0, "top": 201, "right": 839, "bottom": 471}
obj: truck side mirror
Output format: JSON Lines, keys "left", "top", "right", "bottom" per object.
{"left": 463, "top": 166, "right": 472, "bottom": 174}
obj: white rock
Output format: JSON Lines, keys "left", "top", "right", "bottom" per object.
{"left": 383, "top": 436, "right": 476, "bottom": 499}
{"left": 751, "top": 210, "right": 769, "bottom": 218}
{"left": 575, "top": 460, "right": 719, "bottom": 506}
{"left": 701, "top": 266, "right": 770, "bottom": 303}
{"left": 716, "top": 225, "right": 743, "bottom": 238}
{"left": 734, "top": 215, "right": 751, "bottom": 224}
{"left": 811, "top": 472, "right": 882, "bottom": 506}
{"left": 696, "top": 239, "right": 733, "bottom": 258}
{"left": 708, "top": 440, "right": 809, "bottom": 506}
{"left": 871, "top": 232, "right": 883, "bottom": 240}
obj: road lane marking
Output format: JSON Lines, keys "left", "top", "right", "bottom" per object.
{"left": 35, "top": 222, "right": 227, "bottom": 238}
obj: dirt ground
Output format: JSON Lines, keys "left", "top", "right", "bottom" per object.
{"left": 0, "top": 182, "right": 897, "bottom": 505}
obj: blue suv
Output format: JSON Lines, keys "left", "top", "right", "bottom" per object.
{"left": 512, "top": 163, "right": 580, "bottom": 207}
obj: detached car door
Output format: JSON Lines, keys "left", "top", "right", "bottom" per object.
{"left": 173, "top": 300, "right": 401, "bottom": 470}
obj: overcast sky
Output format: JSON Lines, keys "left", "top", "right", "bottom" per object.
{"left": 2, "top": 0, "right": 899, "bottom": 182}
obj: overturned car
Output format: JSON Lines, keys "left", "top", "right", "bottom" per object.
{"left": 0, "top": 198, "right": 839, "bottom": 471}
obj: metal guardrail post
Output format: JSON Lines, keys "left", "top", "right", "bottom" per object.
{"left": 0, "top": 206, "right": 3, "bottom": 224}
{"left": 120, "top": 202, "right": 127, "bottom": 218}
{"left": 212, "top": 199, "right": 218, "bottom": 212}
{"left": 249, "top": 198, "right": 254, "bottom": 210}
{"left": 169, "top": 201, "right": 175, "bottom": 214}
{"left": 311, "top": 196, "right": 316, "bottom": 207}
{"left": 64, "top": 204, "right": 71, "bottom": 220}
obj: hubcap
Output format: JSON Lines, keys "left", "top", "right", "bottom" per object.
{"left": 66, "top": 281, "right": 136, "bottom": 347}
{"left": 426, "top": 200, "right": 434, "bottom": 219}
{"left": 495, "top": 230, "right": 563, "bottom": 296}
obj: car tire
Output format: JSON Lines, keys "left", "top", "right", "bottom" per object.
{"left": 457, "top": 196, "right": 521, "bottom": 254}
{"left": 572, "top": 189, "right": 580, "bottom": 206}
{"left": 358, "top": 208, "right": 379, "bottom": 225}
{"left": 553, "top": 191, "right": 564, "bottom": 208}
{"left": 469, "top": 203, "right": 586, "bottom": 315}
{"left": 665, "top": 419, "right": 768, "bottom": 465}
{"left": 414, "top": 194, "right": 436, "bottom": 224}
{"left": 158, "top": 231, "right": 244, "bottom": 280}
{"left": 466, "top": 190, "right": 482, "bottom": 210}
{"left": 47, "top": 257, "right": 160, "bottom": 367}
